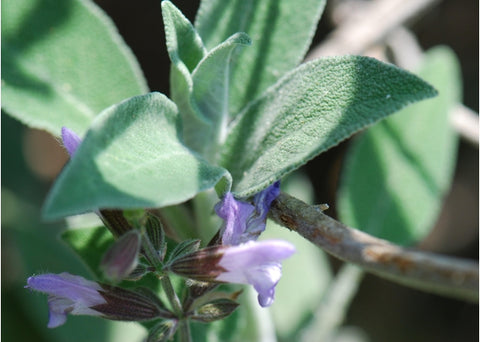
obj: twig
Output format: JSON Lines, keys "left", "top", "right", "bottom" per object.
{"left": 386, "top": 27, "right": 480, "bottom": 146}
{"left": 269, "top": 192, "right": 478, "bottom": 302}
{"left": 306, "top": 0, "right": 440, "bottom": 59}
{"left": 300, "top": 264, "right": 364, "bottom": 342}
{"left": 450, "top": 104, "right": 479, "bottom": 146}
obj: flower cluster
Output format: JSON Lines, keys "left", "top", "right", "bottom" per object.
{"left": 26, "top": 127, "right": 295, "bottom": 332}
{"left": 169, "top": 181, "right": 295, "bottom": 307}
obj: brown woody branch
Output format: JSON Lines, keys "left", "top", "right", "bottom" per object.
{"left": 269, "top": 192, "right": 478, "bottom": 302}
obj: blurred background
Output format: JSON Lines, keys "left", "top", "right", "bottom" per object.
{"left": 2, "top": 0, "right": 478, "bottom": 341}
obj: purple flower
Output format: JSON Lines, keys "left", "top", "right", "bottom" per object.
{"left": 215, "top": 192, "right": 255, "bottom": 245}
{"left": 61, "top": 126, "right": 82, "bottom": 157}
{"left": 26, "top": 272, "right": 170, "bottom": 327}
{"left": 206, "top": 181, "right": 293, "bottom": 306}
{"left": 215, "top": 181, "right": 280, "bottom": 245}
{"left": 169, "top": 240, "right": 295, "bottom": 307}
{"left": 217, "top": 240, "right": 295, "bottom": 307}
{"left": 26, "top": 273, "right": 106, "bottom": 328}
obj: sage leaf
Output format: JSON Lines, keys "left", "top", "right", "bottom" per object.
{"left": 191, "top": 32, "right": 251, "bottom": 157}
{"left": 2, "top": 0, "right": 148, "bottom": 136}
{"left": 337, "top": 47, "right": 460, "bottom": 245}
{"left": 163, "top": 1, "right": 251, "bottom": 156}
{"left": 195, "top": 0, "right": 326, "bottom": 116}
{"left": 43, "top": 92, "right": 230, "bottom": 219}
{"left": 221, "top": 56, "right": 437, "bottom": 197}
{"left": 162, "top": 0, "right": 210, "bottom": 153}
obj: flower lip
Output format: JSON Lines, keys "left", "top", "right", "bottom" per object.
{"left": 217, "top": 240, "right": 295, "bottom": 307}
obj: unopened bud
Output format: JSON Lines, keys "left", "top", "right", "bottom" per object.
{"left": 100, "top": 230, "right": 141, "bottom": 282}
{"left": 94, "top": 285, "right": 174, "bottom": 321}
{"left": 146, "top": 320, "right": 178, "bottom": 342}
{"left": 190, "top": 298, "right": 239, "bottom": 323}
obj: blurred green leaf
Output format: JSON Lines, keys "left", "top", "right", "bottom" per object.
{"left": 190, "top": 285, "right": 276, "bottom": 342}
{"left": 337, "top": 47, "right": 460, "bottom": 245}
{"left": 62, "top": 226, "right": 113, "bottom": 279}
{"left": 43, "top": 92, "right": 230, "bottom": 219}
{"left": 222, "top": 56, "right": 437, "bottom": 197}
{"left": 2, "top": 0, "right": 148, "bottom": 136}
{"left": 195, "top": 0, "right": 326, "bottom": 116}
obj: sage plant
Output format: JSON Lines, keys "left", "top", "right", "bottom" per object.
{"left": 3, "top": 0, "right": 471, "bottom": 341}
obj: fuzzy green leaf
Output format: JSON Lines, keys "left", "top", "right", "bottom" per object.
{"left": 2, "top": 0, "right": 148, "bottom": 136}
{"left": 43, "top": 92, "right": 230, "bottom": 219}
{"left": 222, "top": 56, "right": 438, "bottom": 197}
{"left": 195, "top": 0, "right": 326, "bottom": 116}
{"left": 191, "top": 32, "right": 251, "bottom": 157}
{"left": 162, "top": 0, "right": 209, "bottom": 153}
{"left": 163, "top": 1, "right": 251, "bottom": 156}
{"left": 337, "top": 47, "right": 460, "bottom": 245}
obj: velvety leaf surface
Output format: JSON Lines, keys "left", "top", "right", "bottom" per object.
{"left": 195, "top": 0, "right": 326, "bottom": 116}
{"left": 43, "top": 92, "right": 229, "bottom": 219}
{"left": 162, "top": 0, "right": 210, "bottom": 153}
{"left": 164, "top": 1, "right": 251, "bottom": 156}
{"left": 191, "top": 32, "right": 251, "bottom": 157}
{"left": 337, "top": 47, "right": 460, "bottom": 245}
{"left": 2, "top": 0, "right": 148, "bottom": 136}
{"left": 222, "top": 56, "right": 437, "bottom": 197}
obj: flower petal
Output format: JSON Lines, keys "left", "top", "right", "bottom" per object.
{"left": 215, "top": 192, "right": 255, "bottom": 245}
{"left": 27, "top": 273, "right": 105, "bottom": 305}
{"left": 61, "top": 126, "right": 82, "bottom": 156}
{"left": 217, "top": 240, "right": 295, "bottom": 306}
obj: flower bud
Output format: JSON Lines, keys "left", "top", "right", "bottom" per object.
{"left": 100, "top": 230, "right": 141, "bottom": 282}
{"left": 190, "top": 298, "right": 239, "bottom": 323}
{"left": 146, "top": 320, "right": 178, "bottom": 342}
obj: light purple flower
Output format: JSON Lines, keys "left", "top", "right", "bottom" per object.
{"left": 215, "top": 192, "right": 255, "bottom": 245}
{"left": 209, "top": 181, "right": 293, "bottom": 306}
{"left": 217, "top": 240, "right": 295, "bottom": 307}
{"left": 26, "top": 272, "right": 170, "bottom": 328}
{"left": 26, "top": 273, "right": 106, "bottom": 328}
{"left": 169, "top": 240, "right": 295, "bottom": 307}
{"left": 215, "top": 181, "right": 280, "bottom": 245}
{"left": 61, "top": 126, "right": 82, "bottom": 157}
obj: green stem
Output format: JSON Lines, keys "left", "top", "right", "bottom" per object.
{"left": 160, "top": 275, "right": 183, "bottom": 317}
{"left": 178, "top": 320, "right": 192, "bottom": 342}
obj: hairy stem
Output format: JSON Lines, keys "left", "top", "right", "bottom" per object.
{"left": 269, "top": 192, "right": 478, "bottom": 302}
{"left": 178, "top": 319, "right": 192, "bottom": 342}
{"left": 160, "top": 276, "right": 183, "bottom": 316}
